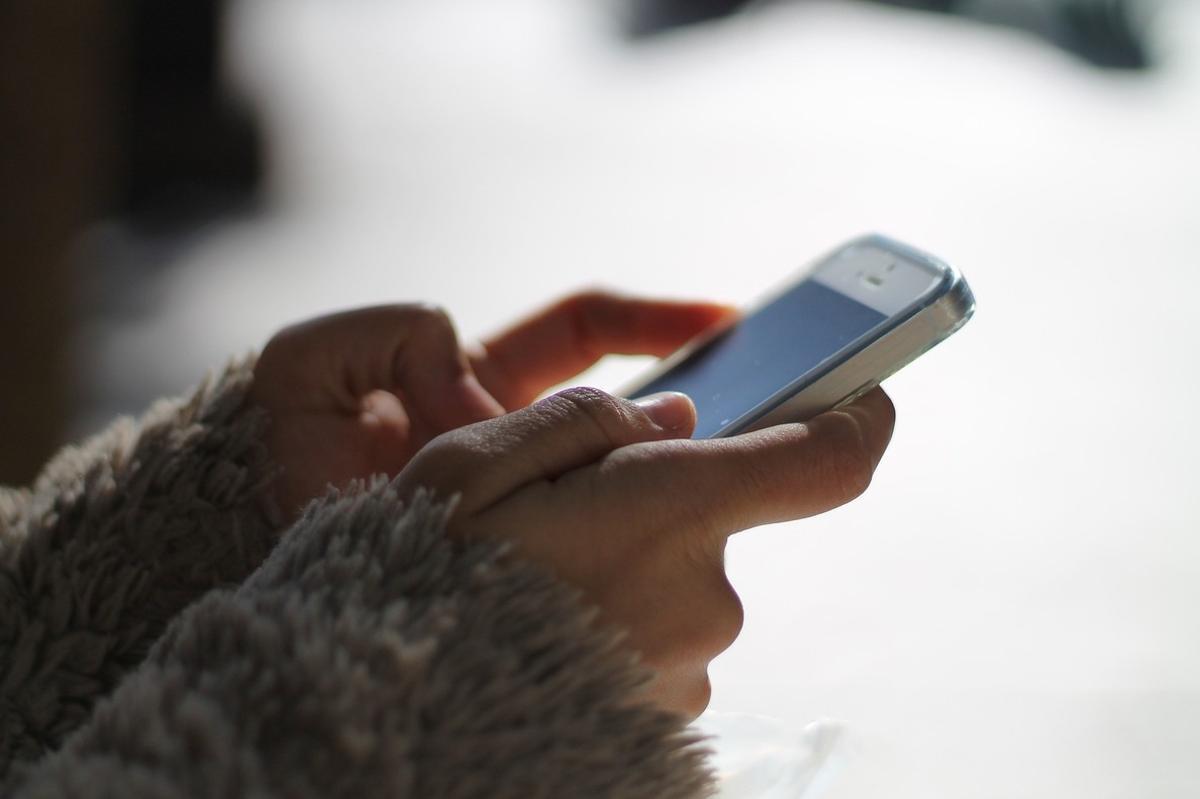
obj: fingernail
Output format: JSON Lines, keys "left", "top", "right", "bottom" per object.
{"left": 633, "top": 392, "right": 696, "bottom": 434}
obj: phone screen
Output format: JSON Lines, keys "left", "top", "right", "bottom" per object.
{"left": 627, "top": 280, "right": 888, "bottom": 438}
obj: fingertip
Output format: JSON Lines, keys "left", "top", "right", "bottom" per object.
{"left": 680, "top": 301, "right": 740, "bottom": 328}
{"left": 861, "top": 385, "right": 894, "bottom": 411}
{"left": 711, "top": 302, "right": 742, "bottom": 320}
{"left": 632, "top": 391, "right": 697, "bottom": 438}
{"left": 835, "top": 386, "right": 895, "bottom": 422}
{"left": 855, "top": 387, "right": 897, "bottom": 443}
{"left": 814, "top": 387, "right": 896, "bottom": 472}
{"left": 636, "top": 297, "right": 737, "bottom": 328}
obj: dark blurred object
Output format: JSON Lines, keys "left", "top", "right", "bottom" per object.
{"left": 0, "top": 0, "right": 263, "bottom": 484}
{"left": 0, "top": 3, "right": 116, "bottom": 484}
{"left": 1049, "top": 0, "right": 1153, "bottom": 69}
{"left": 623, "top": 0, "right": 755, "bottom": 36}
{"left": 622, "top": 0, "right": 1155, "bottom": 70}
{"left": 116, "top": 0, "right": 264, "bottom": 231}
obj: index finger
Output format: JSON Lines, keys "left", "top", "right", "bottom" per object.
{"left": 469, "top": 290, "right": 737, "bottom": 409}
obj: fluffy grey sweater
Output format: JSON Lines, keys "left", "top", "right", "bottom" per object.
{"left": 0, "top": 360, "right": 713, "bottom": 797}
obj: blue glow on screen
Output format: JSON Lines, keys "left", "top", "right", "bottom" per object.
{"left": 628, "top": 280, "right": 887, "bottom": 437}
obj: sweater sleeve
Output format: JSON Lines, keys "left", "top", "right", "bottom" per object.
{"left": 9, "top": 481, "right": 716, "bottom": 799}
{"left": 0, "top": 358, "right": 281, "bottom": 778}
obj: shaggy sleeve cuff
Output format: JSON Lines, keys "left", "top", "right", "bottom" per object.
{"left": 13, "top": 481, "right": 715, "bottom": 799}
{"left": 0, "top": 358, "right": 281, "bottom": 776}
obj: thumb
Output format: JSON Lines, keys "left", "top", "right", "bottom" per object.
{"left": 629, "top": 391, "right": 697, "bottom": 436}
{"left": 398, "top": 387, "right": 695, "bottom": 514}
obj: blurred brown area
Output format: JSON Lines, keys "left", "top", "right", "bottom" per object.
{"left": 0, "top": 2, "right": 119, "bottom": 484}
{"left": 0, "top": 1, "right": 262, "bottom": 485}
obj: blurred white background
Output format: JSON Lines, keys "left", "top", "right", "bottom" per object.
{"left": 89, "top": 0, "right": 1200, "bottom": 795}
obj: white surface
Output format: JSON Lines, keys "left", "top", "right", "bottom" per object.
{"left": 697, "top": 712, "right": 844, "bottom": 798}
{"left": 118, "top": 0, "right": 1200, "bottom": 795}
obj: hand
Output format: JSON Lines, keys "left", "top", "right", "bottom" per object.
{"left": 394, "top": 385, "right": 896, "bottom": 719}
{"left": 250, "top": 293, "right": 737, "bottom": 517}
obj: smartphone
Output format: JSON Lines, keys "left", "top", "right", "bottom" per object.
{"left": 620, "top": 234, "right": 975, "bottom": 438}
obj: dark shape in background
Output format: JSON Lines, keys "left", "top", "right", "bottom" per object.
{"left": 622, "top": 0, "right": 1154, "bottom": 71}
{"left": 0, "top": 0, "right": 263, "bottom": 484}
{"left": 117, "top": 0, "right": 263, "bottom": 231}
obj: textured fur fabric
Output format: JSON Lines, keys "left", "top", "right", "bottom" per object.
{"left": 0, "top": 358, "right": 279, "bottom": 777}
{"left": 1, "top": 364, "right": 714, "bottom": 797}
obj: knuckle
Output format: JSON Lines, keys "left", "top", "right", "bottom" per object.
{"left": 260, "top": 319, "right": 312, "bottom": 362}
{"left": 549, "top": 386, "right": 634, "bottom": 444}
{"left": 255, "top": 322, "right": 317, "bottom": 389}
{"left": 255, "top": 331, "right": 290, "bottom": 373}
{"left": 695, "top": 576, "right": 745, "bottom": 656}
{"left": 668, "top": 574, "right": 745, "bottom": 662}
{"left": 555, "top": 384, "right": 620, "bottom": 410}
{"left": 403, "top": 302, "right": 456, "bottom": 334}
{"left": 683, "top": 676, "right": 713, "bottom": 720}
{"left": 560, "top": 289, "right": 626, "bottom": 358}
{"left": 716, "top": 582, "right": 745, "bottom": 650}
{"left": 391, "top": 304, "right": 464, "bottom": 378}
{"left": 369, "top": 303, "right": 455, "bottom": 344}
{"left": 262, "top": 322, "right": 300, "bottom": 350}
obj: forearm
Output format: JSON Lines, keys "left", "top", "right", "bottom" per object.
{"left": 10, "top": 482, "right": 713, "bottom": 799}
{"left": 0, "top": 358, "right": 281, "bottom": 776}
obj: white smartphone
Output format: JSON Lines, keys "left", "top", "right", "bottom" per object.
{"left": 620, "top": 234, "right": 975, "bottom": 438}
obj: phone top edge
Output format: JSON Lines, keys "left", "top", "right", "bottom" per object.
{"left": 843, "top": 232, "right": 976, "bottom": 326}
